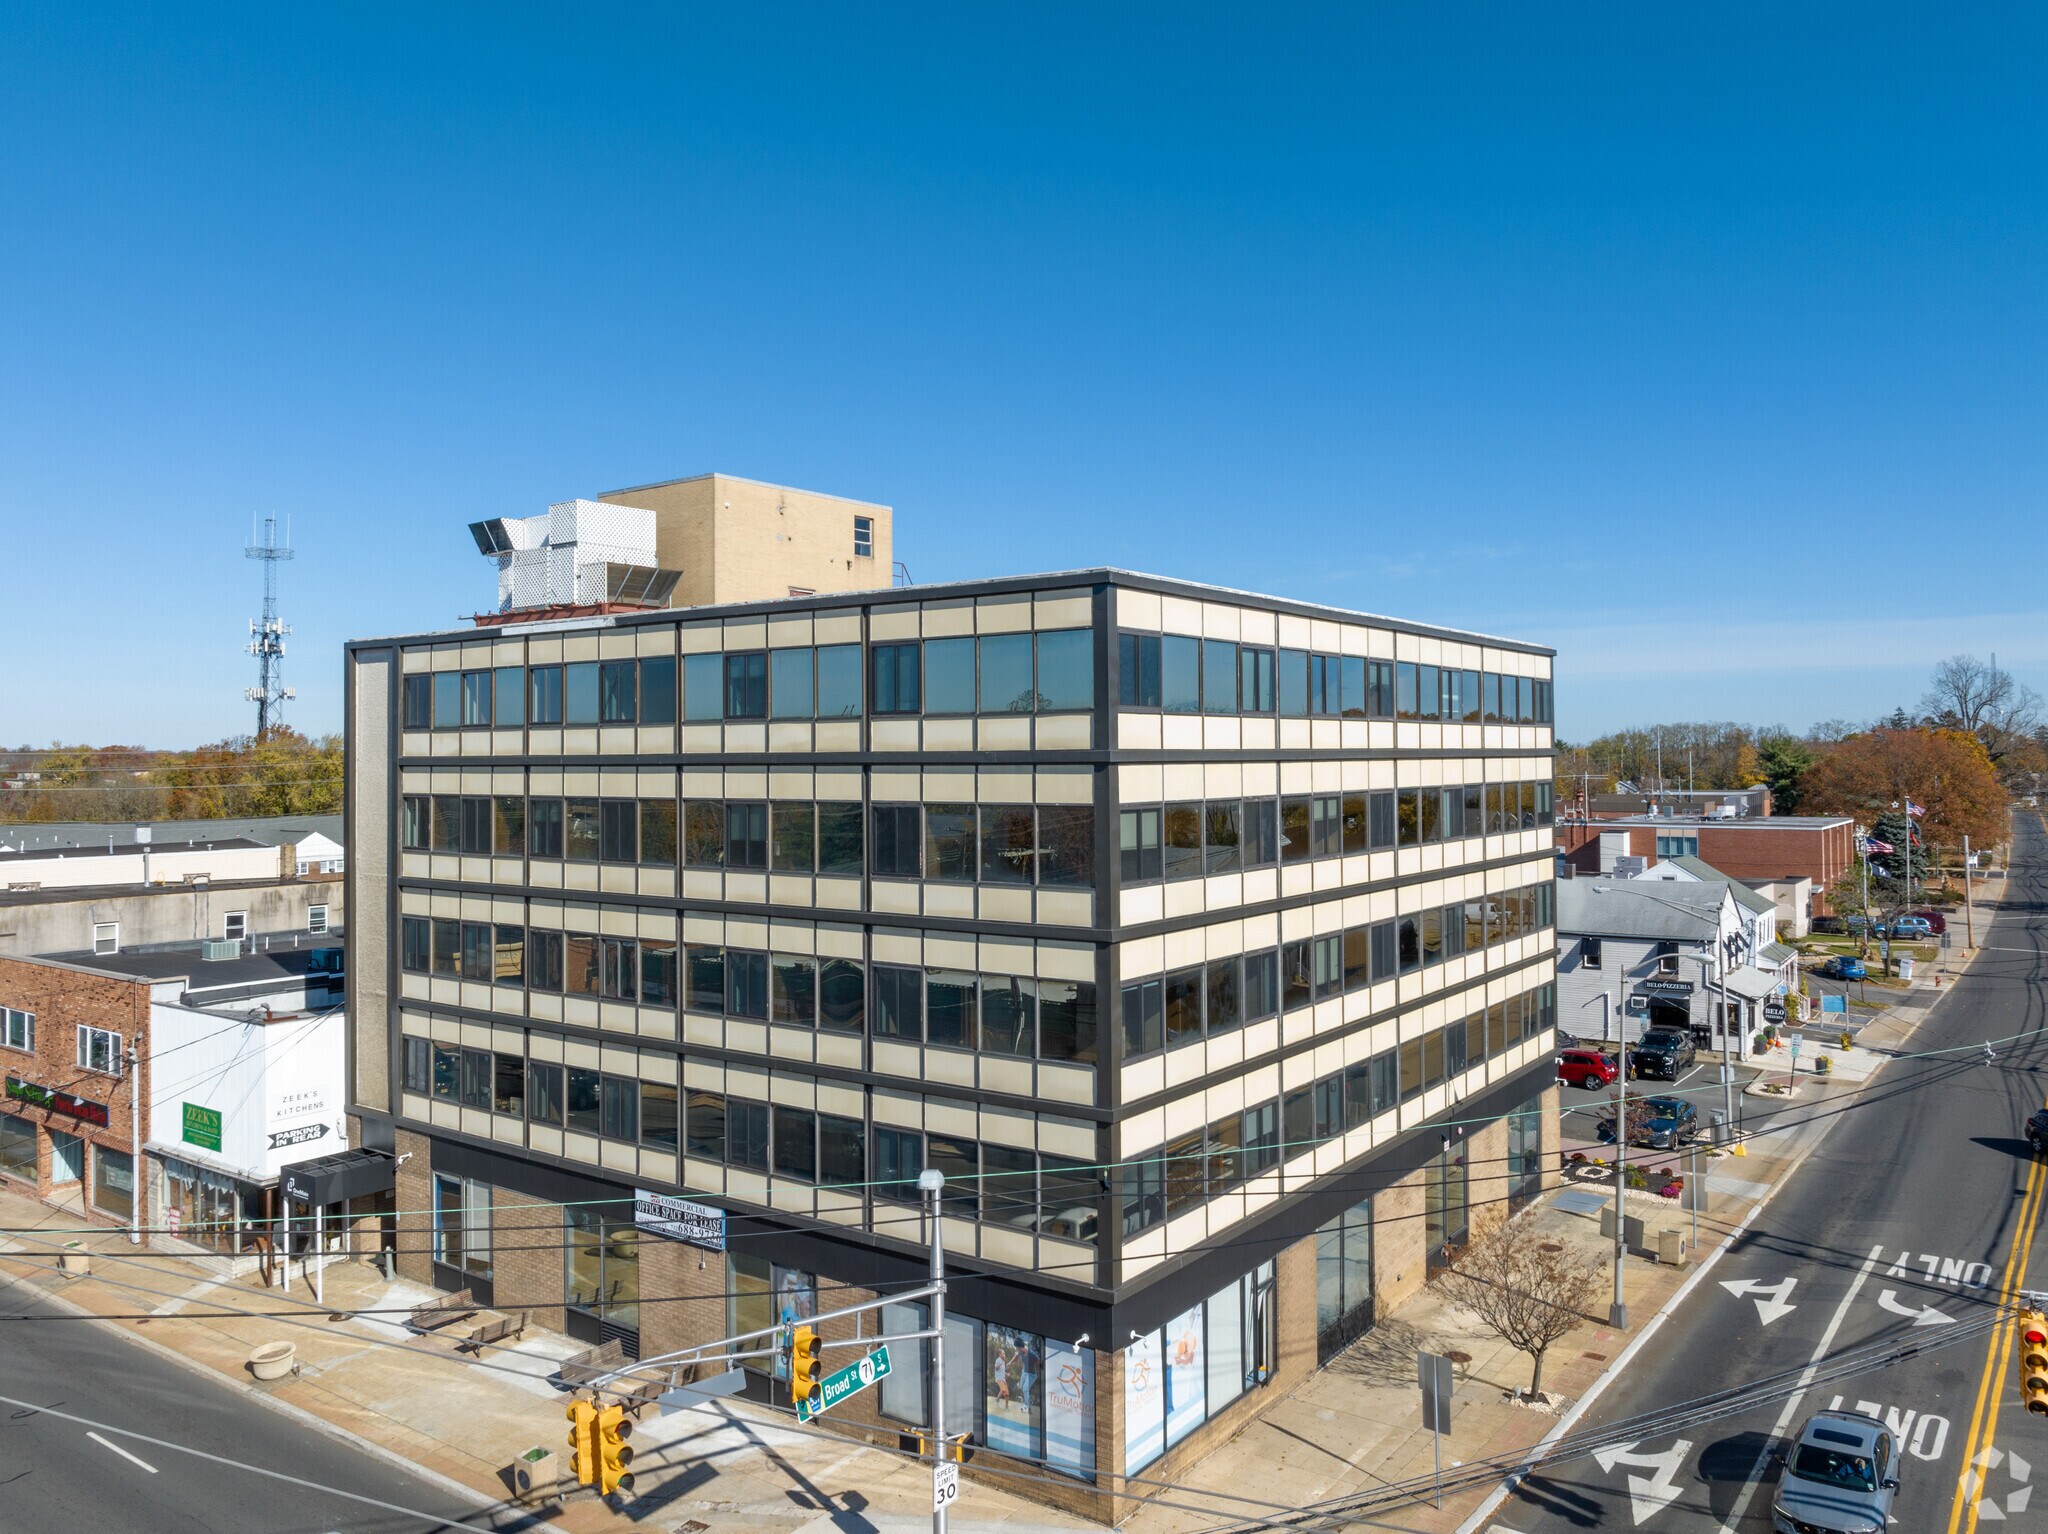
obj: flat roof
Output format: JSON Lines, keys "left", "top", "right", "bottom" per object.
{"left": 0, "top": 814, "right": 342, "bottom": 854}
{"left": 0, "top": 837, "right": 265, "bottom": 864}
{"left": 0, "top": 872, "right": 338, "bottom": 909}
{"left": 1582, "top": 814, "right": 1851, "bottom": 829}
{"left": 36, "top": 939, "right": 344, "bottom": 990}
{"left": 597, "top": 470, "right": 893, "bottom": 511}
{"left": 348, "top": 566, "right": 1555, "bottom": 657}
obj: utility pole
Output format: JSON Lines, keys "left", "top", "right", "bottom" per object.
{"left": 919, "top": 1168, "right": 949, "bottom": 1534}
{"left": 244, "top": 512, "right": 296, "bottom": 738}
{"left": 1696, "top": 952, "right": 1736, "bottom": 1145}
{"left": 1607, "top": 985, "right": 1628, "bottom": 1329}
{"left": 126, "top": 1038, "right": 142, "bottom": 1245}
{"left": 1964, "top": 835, "right": 1976, "bottom": 951}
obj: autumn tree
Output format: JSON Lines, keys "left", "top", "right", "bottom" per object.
{"left": 1800, "top": 727, "right": 2006, "bottom": 864}
{"left": 1446, "top": 1220, "right": 1601, "bottom": 1399}
{"left": 1921, "top": 654, "right": 2042, "bottom": 764}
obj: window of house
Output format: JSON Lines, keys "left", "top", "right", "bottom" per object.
{"left": 76, "top": 1026, "right": 122, "bottom": 1076}
{"left": 222, "top": 912, "right": 247, "bottom": 942}
{"left": 305, "top": 904, "right": 328, "bottom": 936}
{"left": 853, "top": 515, "right": 874, "bottom": 558}
{"left": 1582, "top": 936, "right": 1602, "bottom": 969}
{"left": 2, "top": 1006, "right": 35, "bottom": 1052}
{"left": 91, "top": 922, "right": 119, "bottom": 955}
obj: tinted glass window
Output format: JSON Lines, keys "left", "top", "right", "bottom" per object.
{"left": 816, "top": 643, "right": 862, "bottom": 717}
{"left": 769, "top": 649, "right": 813, "bottom": 718}
{"left": 639, "top": 655, "right": 676, "bottom": 724}
{"left": 564, "top": 662, "right": 599, "bottom": 725}
{"left": 1160, "top": 635, "right": 1200, "bottom": 714}
{"left": 1038, "top": 804, "right": 1093, "bottom": 888}
{"left": 528, "top": 666, "right": 563, "bottom": 725}
{"left": 1202, "top": 640, "right": 1237, "bottom": 714}
{"left": 1036, "top": 628, "right": 1093, "bottom": 711}
{"left": 682, "top": 653, "right": 723, "bottom": 721}
{"left": 978, "top": 633, "right": 1034, "bottom": 713}
{"left": 871, "top": 642, "right": 920, "bottom": 715}
{"left": 1117, "top": 633, "right": 1160, "bottom": 707}
{"left": 923, "top": 637, "right": 976, "bottom": 713}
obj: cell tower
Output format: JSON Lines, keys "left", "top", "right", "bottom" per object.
{"left": 244, "top": 513, "right": 296, "bottom": 737}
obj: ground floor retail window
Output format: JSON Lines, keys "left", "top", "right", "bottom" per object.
{"left": 1315, "top": 1196, "right": 1374, "bottom": 1361}
{"left": 1125, "top": 1261, "right": 1274, "bottom": 1474}
{"left": 1508, "top": 1097, "right": 1545, "bottom": 1210}
{"left": 92, "top": 1146, "right": 134, "bottom": 1221}
{"left": 728, "top": 1252, "right": 812, "bottom": 1393}
{"left": 873, "top": 1298, "right": 1096, "bottom": 1482}
{"left": 568, "top": 1211, "right": 640, "bottom": 1350}
{"left": 0, "top": 1114, "right": 34, "bottom": 1179}
{"left": 433, "top": 1174, "right": 493, "bottom": 1282}
{"left": 1424, "top": 1144, "right": 1470, "bottom": 1273}
{"left": 160, "top": 1157, "right": 260, "bottom": 1252}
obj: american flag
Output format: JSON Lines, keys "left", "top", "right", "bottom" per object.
{"left": 1906, "top": 800, "right": 1926, "bottom": 818}
{"left": 1864, "top": 837, "right": 1894, "bottom": 854}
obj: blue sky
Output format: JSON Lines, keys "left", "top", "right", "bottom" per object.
{"left": 3, "top": 5, "right": 2042, "bottom": 747}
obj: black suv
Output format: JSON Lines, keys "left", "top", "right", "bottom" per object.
{"left": 2028, "top": 1109, "right": 2048, "bottom": 1156}
{"left": 1630, "top": 1027, "right": 1697, "bottom": 1080}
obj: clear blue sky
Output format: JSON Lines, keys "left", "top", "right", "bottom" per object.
{"left": 4, "top": 5, "right": 2042, "bottom": 747}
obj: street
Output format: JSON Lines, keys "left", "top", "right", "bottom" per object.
{"left": 0, "top": 1276, "right": 506, "bottom": 1533}
{"left": 1492, "top": 811, "right": 2048, "bottom": 1533}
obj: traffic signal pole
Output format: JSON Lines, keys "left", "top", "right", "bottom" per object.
{"left": 920, "top": 1167, "right": 950, "bottom": 1534}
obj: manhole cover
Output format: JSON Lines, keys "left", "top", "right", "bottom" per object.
{"left": 1582, "top": 1351, "right": 1608, "bottom": 1361}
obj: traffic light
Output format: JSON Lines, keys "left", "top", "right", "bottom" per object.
{"left": 565, "top": 1398, "right": 599, "bottom": 1486}
{"left": 594, "top": 1403, "right": 635, "bottom": 1497}
{"left": 792, "top": 1324, "right": 823, "bottom": 1406}
{"left": 2020, "top": 1308, "right": 2048, "bottom": 1416}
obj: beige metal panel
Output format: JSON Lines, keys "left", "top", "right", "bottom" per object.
{"left": 977, "top": 716, "right": 1031, "bottom": 752}
{"left": 1159, "top": 595, "right": 1204, "bottom": 637}
{"left": 922, "top": 599, "right": 975, "bottom": 637}
{"left": 869, "top": 605, "right": 919, "bottom": 640}
{"left": 814, "top": 610, "right": 861, "bottom": 644}
{"left": 871, "top": 767, "right": 919, "bottom": 799}
{"left": 1114, "top": 586, "right": 1162, "bottom": 630}
{"left": 923, "top": 766, "right": 974, "bottom": 799}
{"left": 1035, "top": 766, "right": 1093, "bottom": 804}
{"left": 871, "top": 928, "right": 921, "bottom": 964}
{"left": 1037, "top": 1064, "right": 1095, "bottom": 1107}
{"left": 1117, "top": 712, "right": 1162, "bottom": 750}
{"left": 1034, "top": 591, "right": 1092, "bottom": 629}
{"left": 979, "top": 886, "right": 1031, "bottom": 924}
{"left": 767, "top": 614, "right": 813, "bottom": 648}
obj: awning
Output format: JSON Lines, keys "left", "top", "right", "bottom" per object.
{"left": 145, "top": 1139, "right": 272, "bottom": 1188}
{"left": 1758, "top": 942, "right": 1797, "bottom": 969}
{"left": 1720, "top": 965, "right": 1783, "bottom": 1003}
{"left": 278, "top": 1147, "right": 395, "bottom": 1207}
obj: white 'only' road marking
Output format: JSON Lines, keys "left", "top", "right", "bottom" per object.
{"left": 85, "top": 1430, "right": 158, "bottom": 1474}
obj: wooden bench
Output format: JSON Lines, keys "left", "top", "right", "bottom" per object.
{"left": 557, "top": 1337, "right": 626, "bottom": 1389}
{"left": 409, "top": 1289, "right": 477, "bottom": 1332}
{"left": 460, "top": 1310, "right": 529, "bottom": 1354}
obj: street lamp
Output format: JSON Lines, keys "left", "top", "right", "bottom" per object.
{"left": 1597, "top": 983, "right": 1628, "bottom": 1329}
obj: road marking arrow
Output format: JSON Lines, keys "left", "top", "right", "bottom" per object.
{"left": 1877, "top": 1289, "right": 1957, "bottom": 1327}
{"left": 1717, "top": 1277, "right": 1799, "bottom": 1325}
{"left": 1593, "top": 1438, "right": 1693, "bottom": 1526}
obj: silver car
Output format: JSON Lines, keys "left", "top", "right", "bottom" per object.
{"left": 1772, "top": 1410, "right": 1898, "bottom": 1533}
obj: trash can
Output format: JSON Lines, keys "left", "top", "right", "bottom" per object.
{"left": 1709, "top": 1109, "right": 1730, "bottom": 1147}
{"left": 1657, "top": 1229, "right": 1688, "bottom": 1267}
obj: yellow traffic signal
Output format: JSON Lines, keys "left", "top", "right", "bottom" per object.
{"left": 2021, "top": 1309, "right": 2048, "bottom": 1416}
{"left": 565, "top": 1398, "right": 599, "bottom": 1485}
{"left": 792, "top": 1324, "right": 823, "bottom": 1405}
{"left": 594, "top": 1403, "right": 635, "bottom": 1497}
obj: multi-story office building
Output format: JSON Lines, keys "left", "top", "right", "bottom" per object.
{"left": 344, "top": 509, "right": 1559, "bottom": 1519}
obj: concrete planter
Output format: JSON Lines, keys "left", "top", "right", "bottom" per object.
{"left": 513, "top": 1446, "right": 556, "bottom": 1501}
{"left": 248, "top": 1341, "right": 296, "bottom": 1381}
{"left": 58, "top": 1242, "right": 90, "bottom": 1277}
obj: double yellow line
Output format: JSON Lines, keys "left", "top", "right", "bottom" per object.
{"left": 1945, "top": 1151, "right": 2047, "bottom": 1534}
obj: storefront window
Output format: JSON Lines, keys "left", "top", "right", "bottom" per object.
{"left": 161, "top": 1156, "right": 251, "bottom": 1252}
{"left": 1315, "top": 1196, "right": 1375, "bottom": 1360}
{"left": 1508, "top": 1098, "right": 1544, "bottom": 1209}
{"left": 1123, "top": 1328, "right": 1165, "bottom": 1473}
{"left": 1125, "top": 1262, "right": 1273, "bottom": 1474}
{"left": 569, "top": 1213, "right": 638, "bottom": 1341}
{"left": 985, "top": 1325, "right": 1044, "bottom": 1460}
{"left": 93, "top": 1146, "right": 134, "bottom": 1221}
{"left": 434, "top": 1174, "right": 492, "bottom": 1280}
{"left": 1424, "top": 1145, "right": 1470, "bottom": 1271}
{"left": 1044, "top": 1339, "right": 1096, "bottom": 1480}
{"left": 0, "top": 1115, "right": 34, "bottom": 1180}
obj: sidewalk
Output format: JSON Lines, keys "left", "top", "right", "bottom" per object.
{"left": 0, "top": 894, "right": 1998, "bottom": 1534}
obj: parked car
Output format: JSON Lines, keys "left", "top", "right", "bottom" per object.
{"left": 1772, "top": 1410, "right": 1898, "bottom": 1534}
{"left": 1843, "top": 915, "right": 1878, "bottom": 935}
{"left": 2026, "top": 1109, "right": 2048, "bottom": 1157}
{"left": 1908, "top": 909, "right": 1948, "bottom": 935}
{"left": 1883, "top": 916, "right": 1934, "bottom": 939}
{"left": 1810, "top": 916, "right": 1846, "bottom": 935}
{"left": 1630, "top": 1027, "right": 1697, "bottom": 1081}
{"left": 1557, "top": 1048, "right": 1618, "bottom": 1090}
{"left": 1819, "top": 956, "right": 1867, "bottom": 981}
{"left": 1597, "top": 1095, "right": 1700, "bottom": 1150}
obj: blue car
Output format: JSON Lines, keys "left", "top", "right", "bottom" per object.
{"left": 1819, "top": 956, "right": 1867, "bottom": 981}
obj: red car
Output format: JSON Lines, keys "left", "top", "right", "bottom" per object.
{"left": 1557, "top": 1048, "right": 1618, "bottom": 1090}
{"left": 1908, "top": 909, "right": 1948, "bottom": 935}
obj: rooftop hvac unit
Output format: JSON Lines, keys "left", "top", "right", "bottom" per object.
{"left": 201, "top": 939, "right": 242, "bottom": 961}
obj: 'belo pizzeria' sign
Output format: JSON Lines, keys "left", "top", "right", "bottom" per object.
{"left": 6, "top": 1076, "right": 111, "bottom": 1128}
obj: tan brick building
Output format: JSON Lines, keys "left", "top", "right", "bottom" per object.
{"left": 348, "top": 552, "right": 1559, "bottom": 1521}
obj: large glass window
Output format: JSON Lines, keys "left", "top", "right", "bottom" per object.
{"left": 564, "top": 661, "right": 600, "bottom": 725}
{"left": 924, "top": 804, "right": 977, "bottom": 881}
{"left": 724, "top": 652, "right": 768, "bottom": 719}
{"left": 1036, "top": 629, "right": 1093, "bottom": 711}
{"left": 981, "top": 804, "right": 1037, "bottom": 884}
{"left": 1314, "top": 1197, "right": 1375, "bottom": 1361}
{"left": 1118, "top": 633, "right": 1161, "bottom": 707}
{"left": 924, "top": 637, "right": 977, "bottom": 714}
{"left": 816, "top": 643, "right": 862, "bottom": 717}
{"left": 871, "top": 804, "right": 922, "bottom": 878}
{"left": 1160, "top": 635, "right": 1200, "bottom": 714}
{"left": 979, "top": 632, "right": 1035, "bottom": 713}
{"left": 769, "top": 648, "right": 814, "bottom": 718}
{"left": 872, "top": 642, "right": 920, "bottom": 714}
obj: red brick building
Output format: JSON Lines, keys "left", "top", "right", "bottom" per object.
{"left": 1556, "top": 815, "right": 1857, "bottom": 914}
{"left": 0, "top": 955, "right": 151, "bottom": 1231}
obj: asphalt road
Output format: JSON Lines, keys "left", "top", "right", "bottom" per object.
{"left": 0, "top": 1276, "right": 509, "bottom": 1533}
{"left": 1492, "top": 808, "right": 2048, "bottom": 1534}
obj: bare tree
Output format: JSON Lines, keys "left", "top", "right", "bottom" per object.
{"left": 1922, "top": 654, "right": 2042, "bottom": 761}
{"left": 1444, "top": 1221, "right": 1601, "bottom": 1399}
